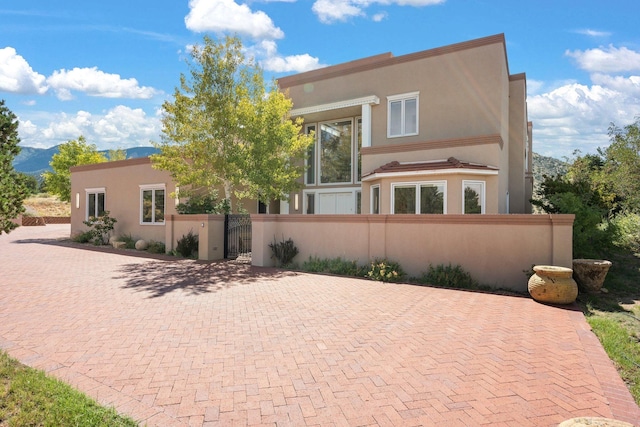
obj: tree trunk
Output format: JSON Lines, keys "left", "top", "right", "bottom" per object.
{"left": 223, "top": 180, "right": 232, "bottom": 213}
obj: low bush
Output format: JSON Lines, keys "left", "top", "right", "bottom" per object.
{"left": 82, "top": 211, "right": 117, "bottom": 245}
{"left": 176, "top": 230, "right": 198, "bottom": 258}
{"left": 418, "top": 263, "right": 479, "bottom": 289}
{"left": 146, "top": 240, "right": 166, "bottom": 254}
{"left": 72, "top": 231, "right": 92, "bottom": 244}
{"left": 301, "top": 256, "right": 365, "bottom": 276}
{"left": 610, "top": 212, "right": 640, "bottom": 255}
{"left": 365, "top": 259, "right": 404, "bottom": 283}
{"left": 269, "top": 236, "right": 299, "bottom": 267}
{"left": 116, "top": 234, "right": 136, "bottom": 250}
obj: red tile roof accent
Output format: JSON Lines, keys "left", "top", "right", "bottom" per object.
{"left": 363, "top": 157, "right": 498, "bottom": 178}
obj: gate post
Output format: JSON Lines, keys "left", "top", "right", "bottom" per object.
{"left": 223, "top": 214, "right": 229, "bottom": 258}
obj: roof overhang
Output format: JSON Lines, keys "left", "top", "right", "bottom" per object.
{"left": 290, "top": 95, "right": 379, "bottom": 117}
{"left": 362, "top": 168, "right": 499, "bottom": 182}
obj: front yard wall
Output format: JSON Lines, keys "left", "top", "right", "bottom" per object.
{"left": 252, "top": 214, "right": 574, "bottom": 293}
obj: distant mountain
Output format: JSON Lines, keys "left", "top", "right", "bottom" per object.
{"left": 13, "top": 145, "right": 159, "bottom": 176}
{"left": 532, "top": 152, "right": 568, "bottom": 196}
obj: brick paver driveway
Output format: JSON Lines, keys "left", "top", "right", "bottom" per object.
{"left": 1, "top": 225, "right": 639, "bottom": 426}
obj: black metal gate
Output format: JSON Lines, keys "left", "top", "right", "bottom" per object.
{"left": 224, "top": 214, "right": 252, "bottom": 259}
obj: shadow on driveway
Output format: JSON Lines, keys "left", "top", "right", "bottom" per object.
{"left": 115, "top": 259, "right": 296, "bottom": 298}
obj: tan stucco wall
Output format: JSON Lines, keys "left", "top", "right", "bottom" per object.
{"left": 165, "top": 214, "right": 225, "bottom": 260}
{"left": 252, "top": 214, "right": 574, "bottom": 292}
{"left": 70, "top": 158, "right": 178, "bottom": 243}
{"left": 508, "top": 76, "right": 528, "bottom": 213}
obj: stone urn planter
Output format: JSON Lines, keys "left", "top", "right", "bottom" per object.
{"left": 572, "top": 259, "right": 612, "bottom": 293}
{"left": 528, "top": 265, "right": 578, "bottom": 304}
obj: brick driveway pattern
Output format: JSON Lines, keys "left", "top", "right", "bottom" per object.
{"left": 1, "top": 225, "right": 639, "bottom": 426}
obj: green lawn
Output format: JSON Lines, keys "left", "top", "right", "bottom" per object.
{"left": 0, "top": 351, "right": 137, "bottom": 427}
{"left": 577, "top": 249, "right": 640, "bottom": 405}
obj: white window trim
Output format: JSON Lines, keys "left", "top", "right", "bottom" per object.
{"left": 390, "top": 180, "right": 447, "bottom": 214}
{"left": 462, "top": 180, "right": 486, "bottom": 214}
{"left": 370, "top": 185, "right": 381, "bottom": 215}
{"left": 387, "top": 91, "right": 419, "bottom": 138}
{"left": 139, "top": 184, "right": 166, "bottom": 225}
{"left": 318, "top": 118, "right": 354, "bottom": 186}
{"left": 85, "top": 187, "right": 105, "bottom": 220}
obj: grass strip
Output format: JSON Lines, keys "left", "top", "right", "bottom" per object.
{"left": 0, "top": 350, "right": 137, "bottom": 427}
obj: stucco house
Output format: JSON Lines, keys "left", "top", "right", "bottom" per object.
{"left": 278, "top": 33, "right": 532, "bottom": 216}
{"left": 70, "top": 33, "right": 533, "bottom": 252}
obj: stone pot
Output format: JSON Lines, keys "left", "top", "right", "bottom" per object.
{"left": 572, "top": 259, "right": 612, "bottom": 293}
{"left": 528, "top": 265, "right": 578, "bottom": 304}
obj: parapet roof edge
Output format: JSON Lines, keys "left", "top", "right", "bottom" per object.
{"left": 278, "top": 33, "right": 507, "bottom": 88}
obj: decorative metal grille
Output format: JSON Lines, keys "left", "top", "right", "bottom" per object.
{"left": 224, "top": 214, "right": 252, "bottom": 259}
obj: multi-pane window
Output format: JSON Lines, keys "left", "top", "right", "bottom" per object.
{"left": 392, "top": 182, "right": 446, "bottom": 214}
{"left": 141, "top": 185, "right": 165, "bottom": 224}
{"left": 320, "top": 120, "right": 352, "bottom": 184}
{"left": 463, "top": 181, "right": 485, "bottom": 214}
{"left": 388, "top": 92, "right": 419, "bottom": 138}
{"left": 86, "top": 189, "right": 105, "bottom": 219}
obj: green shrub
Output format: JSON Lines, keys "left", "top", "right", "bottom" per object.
{"left": 146, "top": 240, "right": 166, "bottom": 254}
{"left": 366, "top": 259, "right": 404, "bottom": 283}
{"left": 419, "top": 263, "right": 479, "bottom": 289}
{"left": 176, "top": 230, "right": 198, "bottom": 258}
{"left": 116, "top": 233, "right": 137, "bottom": 249}
{"left": 268, "top": 236, "right": 299, "bottom": 267}
{"left": 82, "top": 211, "right": 117, "bottom": 245}
{"left": 301, "top": 256, "right": 365, "bottom": 276}
{"left": 72, "top": 230, "right": 92, "bottom": 244}
{"left": 610, "top": 212, "right": 640, "bottom": 255}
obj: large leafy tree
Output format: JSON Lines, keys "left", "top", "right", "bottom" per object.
{"left": 0, "top": 100, "right": 27, "bottom": 234}
{"left": 152, "top": 35, "right": 313, "bottom": 212}
{"left": 43, "top": 136, "right": 107, "bottom": 202}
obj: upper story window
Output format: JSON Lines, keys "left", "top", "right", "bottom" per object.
{"left": 85, "top": 188, "right": 105, "bottom": 220}
{"left": 140, "top": 184, "right": 165, "bottom": 225}
{"left": 305, "top": 124, "right": 316, "bottom": 185}
{"left": 387, "top": 92, "right": 419, "bottom": 138}
{"left": 320, "top": 119, "right": 352, "bottom": 184}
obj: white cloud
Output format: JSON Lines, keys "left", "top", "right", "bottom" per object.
{"left": 372, "top": 12, "right": 388, "bottom": 22}
{"left": 46, "top": 67, "right": 161, "bottom": 101}
{"left": 312, "top": 0, "right": 444, "bottom": 23}
{"left": 566, "top": 45, "right": 640, "bottom": 73}
{"left": 529, "top": 77, "right": 640, "bottom": 158}
{"left": 185, "top": 0, "right": 284, "bottom": 39}
{"left": 251, "top": 40, "right": 326, "bottom": 73}
{"left": 573, "top": 29, "right": 612, "bottom": 38}
{"left": 17, "top": 106, "right": 161, "bottom": 149}
{"left": 0, "top": 47, "right": 48, "bottom": 95}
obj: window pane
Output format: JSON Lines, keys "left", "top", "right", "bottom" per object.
{"left": 420, "top": 185, "right": 444, "bottom": 214}
{"left": 97, "top": 193, "right": 105, "bottom": 217}
{"left": 155, "top": 189, "right": 165, "bottom": 222}
{"left": 405, "top": 98, "right": 417, "bottom": 134}
{"left": 389, "top": 101, "right": 402, "bottom": 136}
{"left": 142, "top": 190, "right": 153, "bottom": 222}
{"left": 88, "top": 193, "right": 96, "bottom": 218}
{"left": 306, "top": 125, "right": 315, "bottom": 184}
{"left": 356, "top": 191, "right": 361, "bottom": 214}
{"left": 394, "top": 186, "right": 416, "bottom": 214}
{"left": 320, "top": 120, "right": 352, "bottom": 184}
{"left": 372, "top": 187, "right": 380, "bottom": 214}
{"left": 464, "top": 185, "right": 482, "bottom": 214}
{"left": 306, "top": 193, "right": 315, "bottom": 214}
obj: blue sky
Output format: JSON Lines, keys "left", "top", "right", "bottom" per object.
{"left": 1, "top": 0, "right": 639, "bottom": 159}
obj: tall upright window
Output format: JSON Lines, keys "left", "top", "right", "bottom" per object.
{"left": 86, "top": 188, "right": 105, "bottom": 219}
{"left": 371, "top": 185, "right": 380, "bottom": 214}
{"left": 305, "top": 124, "right": 316, "bottom": 185}
{"left": 320, "top": 120, "right": 352, "bottom": 184}
{"left": 388, "top": 92, "right": 419, "bottom": 138}
{"left": 356, "top": 118, "right": 362, "bottom": 182}
{"left": 305, "top": 192, "right": 315, "bottom": 214}
{"left": 392, "top": 182, "right": 446, "bottom": 214}
{"left": 140, "top": 185, "right": 165, "bottom": 224}
{"left": 463, "top": 181, "right": 485, "bottom": 214}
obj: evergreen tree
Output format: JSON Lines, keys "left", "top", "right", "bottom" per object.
{"left": 0, "top": 100, "right": 27, "bottom": 234}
